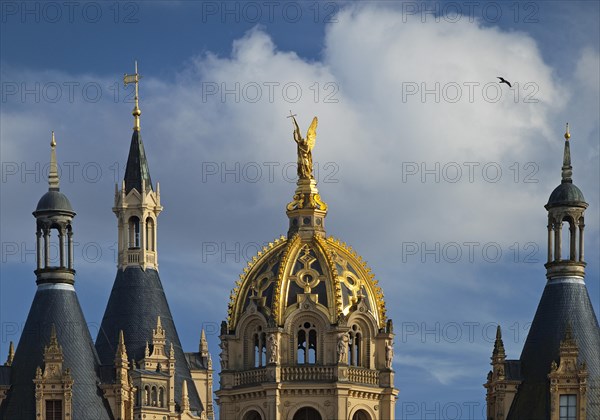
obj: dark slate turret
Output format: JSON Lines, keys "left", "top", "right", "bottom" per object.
{"left": 95, "top": 67, "right": 203, "bottom": 413}
{"left": 0, "top": 133, "right": 112, "bottom": 419}
{"left": 506, "top": 125, "right": 600, "bottom": 419}
{"left": 124, "top": 129, "right": 153, "bottom": 195}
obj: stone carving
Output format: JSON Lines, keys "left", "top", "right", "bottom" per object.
{"left": 385, "top": 340, "right": 394, "bottom": 369}
{"left": 337, "top": 333, "right": 349, "bottom": 364}
{"left": 220, "top": 340, "right": 229, "bottom": 370}
{"left": 268, "top": 333, "right": 279, "bottom": 364}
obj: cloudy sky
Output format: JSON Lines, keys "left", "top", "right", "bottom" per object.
{"left": 1, "top": 1, "right": 599, "bottom": 417}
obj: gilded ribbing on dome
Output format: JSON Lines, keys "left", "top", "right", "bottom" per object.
{"left": 272, "top": 234, "right": 300, "bottom": 325}
{"left": 314, "top": 234, "right": 343, "bottom": 320}
{"left": 227, "top": 235, "right": 287, "bottom": 329}
{"left": 327, "top": 236, "right": 387, "bottom": 326}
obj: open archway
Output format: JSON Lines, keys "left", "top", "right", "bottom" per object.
{"left": 242, "top": 410, "right": 263, "bottom": 420}
{"left": 292, "top": 407, "right": 322, "bottom": 420}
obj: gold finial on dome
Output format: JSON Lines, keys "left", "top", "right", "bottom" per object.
{"left": 564, "top": 122, "right": 570, "bottom": 140}
{"left": 288, "top": 111, "right": 318, "bottom": 180}
{"left": 285, "top": 114, "right": 328, "bottom": 238}
{"left": 124, "top": 61, "right": 142, "bottom": 131}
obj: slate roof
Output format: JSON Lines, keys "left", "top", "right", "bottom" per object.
{"left": 547, "top": 182, "right": 586, "bottom": 206}
{"left": 0, "top": 286, "right": 112, "bottom": 419}
{"left": 0, "top": 366, "right": 11, "bottom": 386}
{"left": 34, "top": 190, "right": 74, "bottom": 214}
{"left": 504, "top": 360, "right": 522, "bottom": 382}
{"left": 185, "top": 352, "right": 210, "bottom": 371}
{"left": 95, "top": 267, "right": 202, "bottom": 412}
{"left": 124, "top": 130, "right": 153, "bottom": 194}
{"left": 507, "top": 282, "right": 600, "bottom": 419}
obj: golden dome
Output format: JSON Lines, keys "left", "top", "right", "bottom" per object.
{"left": 227, "top": 233, "right": 387, "bottom": 331}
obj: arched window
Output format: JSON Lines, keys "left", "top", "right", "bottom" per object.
{"left": 128, "top": 216, "right": 140, "bottom": 248}
{"left": 151, "top": 386, "right": 157, "bottom": 406}
{"left": 349, "top": 324, "right": 362, "bottom": 367}
{"left": 47, "top": 225, "right": 61, "bottom": 267}
{"left": 252, "top": 326, "right": 266, "bottom": 368}
{"left": 144, "top": 385, "right": 150, "bottom": 406}
{"left": 352, "top": 409, "right": 372, "bottom": 420}
{"left": 297, "top": 321, "right": 318, "bottom": 364}
{"left": 146, "top": 217, "right": 155, "bottom": 251}
{"left": 242, "top": 410, "right": 263, "bottom": 420}
{"left": 293, "top": 407, "right": 322, "bottom": 420}
{"left": 158, "top": 387, "right": 164, "bottom": 407}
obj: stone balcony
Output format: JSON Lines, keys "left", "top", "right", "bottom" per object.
{"left": 228, "top": 365, "right": 383, "bottom": 388}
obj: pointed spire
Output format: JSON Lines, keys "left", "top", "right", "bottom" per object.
{"left": 116, "top": 330, "right": 128, "bottom": 361}
{"left": 5, "top": 341, "right": 14, "bottom": 366}
{"left": 492, "top": 325, "right": 506, "bottom": 361}
{"left": 181, "top": 379, "right": 190, "bottom": 412}
{"left": 200, "top": 328, "right": 208, "bottom": 357}
{"left": 124, "top": 61, "right": 142, "bottom": 132}
{"left": 561, "top": 123, "right": 573, "bottom": 184}
{"left": 48, "top": 131, "right": 60, "bottom": 191}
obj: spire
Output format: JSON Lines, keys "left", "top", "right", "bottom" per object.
{"left": 122, "top": 61, "right": 152, "bottom": 195}
{"left": 492, "top": 325, "right": 506, "bottom": 362}
{"left": 561, "top": 123, "right": 573, "bottom": 183}
{"left": 48, "top": 131, "right": 60, "bottom": 191}
{"left": 4, "top": 341, "right": 14, "bottom": 366}
{"left": 285, "top": 114, "right": 328, "bottom": 238}
{"left": 124, "top": 61, "right": 141, "bottom": 132}
{"left": 116, "top": 330, "right": 128, "bottom": 361}
{"left": 181, "top": 379, "right": 190, "bottom": 412}
{"left": 200, "top": 328, "right": 209, "bottom": 358}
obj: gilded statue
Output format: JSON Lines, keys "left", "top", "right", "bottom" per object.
{"left": 289, "top": 113, "right": 318, "bottom": 180}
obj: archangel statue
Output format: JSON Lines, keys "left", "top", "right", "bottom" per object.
{"left": 290, "top": 114, "right": 318, "bottom": 180}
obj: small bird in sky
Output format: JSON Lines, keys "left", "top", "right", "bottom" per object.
{"left": 497, "top": 76, "right": 512, "bottom": 87}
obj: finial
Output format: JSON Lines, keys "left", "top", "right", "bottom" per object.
{"left": 561, "top": 123, "right": 573, "bottom": 183}
{"left": 5, "top": 341, "right": 14, "bottom": 366}
{"left": 182, "top": 379, "right": 190, "bottom": 412}
{"left": 48, "top": 131, "right": 60, "bottom": 191}
{"left": 116, "top": 330, "right": 128, "bottom": 358}
{"left": 492, "top": 325, "right": 505, "bottom": 359}
{"left": 124, "top": 61, "right": 142, "bottom": 131}
{"left": 200, "top": 328, "right": 208, "bottom": 356}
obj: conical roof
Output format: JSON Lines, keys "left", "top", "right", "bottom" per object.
{"left": 1, "top": 137, "right": 111, "bottom": 418}
{"left": 124, "top": 129, "right": 153, "bottom": 194}
{"left": 0, "top": 286, "right": 113, "bottom": 419}
{"left": 95, "top": 267, "right": 203, "bottom": 412}
{"left": 507, "top": 283, "right": 600, "bottom": 419}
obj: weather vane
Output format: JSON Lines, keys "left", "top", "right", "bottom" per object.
{"left": 124, "top": 61, "right": 142, "bottom": 131}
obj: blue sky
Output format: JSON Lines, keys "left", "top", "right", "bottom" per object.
{"left": 1, "top": 1, "right": 599, "bottom": 418}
